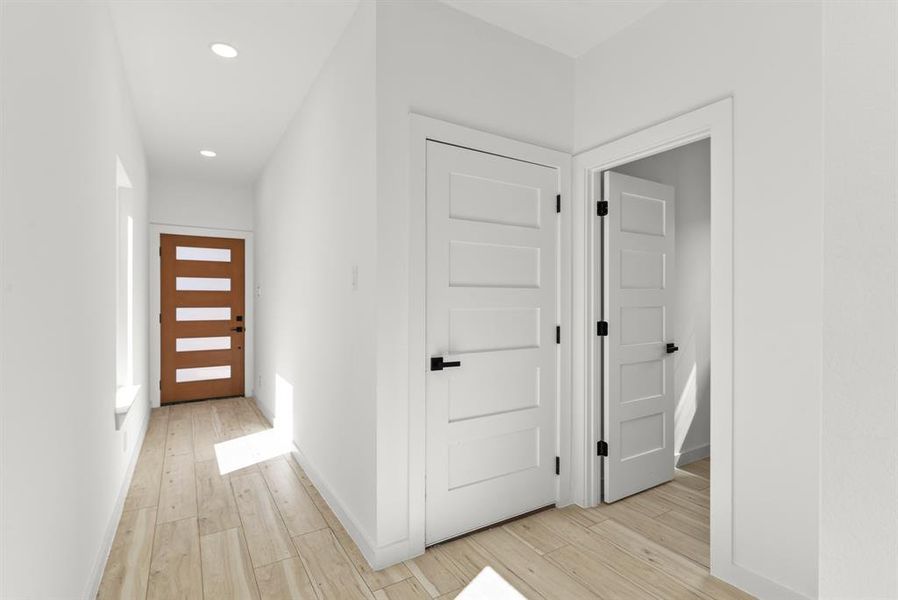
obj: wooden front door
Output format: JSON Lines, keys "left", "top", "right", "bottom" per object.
{"left": 161, "top": 234, "right": 245, "bottom": 404}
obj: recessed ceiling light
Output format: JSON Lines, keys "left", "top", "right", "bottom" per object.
{"left": 200, "top": 150, "right": 217, "bottom": 158}
{"left": 210, "top": 42, "right": 238, "bottom": 59}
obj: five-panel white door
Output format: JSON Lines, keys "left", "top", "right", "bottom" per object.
{"left": 601, "top": 171, "right": 677, "bottom": 503}
{"left": 425, "top": 140, "right": 558, "bottom": 545}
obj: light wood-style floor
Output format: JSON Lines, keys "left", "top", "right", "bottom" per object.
{"left": 98, "top": 398, "right": 751, "bottom": 600}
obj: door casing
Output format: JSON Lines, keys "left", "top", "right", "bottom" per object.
{"left": 150, "top": 224, "right": 255, "bottom": 408}
{"left": 572, "top": 98, "right": 737, "bottom": 587}
{"left": 409, "top": 114, "right": 572, "bottom": 559}
{"left": 408, "top": 101, "right": 740, "bottom": 591}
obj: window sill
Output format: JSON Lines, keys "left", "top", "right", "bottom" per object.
{"left": 116, "top": 384, "right": 141, "bottom": 415}
{"left": 115, "top": 384, "right": 141, "bottom": 430}
{"left": 115, "top": 385, "right": 140, "bottom": 415}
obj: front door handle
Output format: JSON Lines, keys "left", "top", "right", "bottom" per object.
{"left": 666, "top": 342, "right": 679, "bottom": 354}
{"left": 231, "top": 326, "right": 244, "bottom": 333}
{"left": 430, "top": 356, "right": 461, "bottom": 371}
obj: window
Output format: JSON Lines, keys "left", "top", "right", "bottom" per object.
{"left": 115, "top": 157, "right": 139, "bottom": 418}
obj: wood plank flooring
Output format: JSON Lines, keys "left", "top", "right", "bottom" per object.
{"left": 99, "top": 399, "right": 751, "bottom": 599}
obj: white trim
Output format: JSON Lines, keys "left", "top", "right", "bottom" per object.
{"left": 289, "top": 444, "right": 390, "bottom": 568}
{"left": 254, "top": 394, "right": 275, "bottom": 425}
{"left": 83, "top": 408, "right": 151, "bottom": 599}
{"left": 675, "top": 444, "right": 710, "bottom": 468}
{"left": 719, "top": 568, "right": 812, "bottom": 600}
{"left": 570, "top": 98, "right": 805, "bottom": 597}
{"left": 408, "top": 114, "right": 572, "bottom": 558}
{"left": 115, "top": 384, "right": 141, "bottom": 415}
{"left": 149, "top": 224, "right": 254, "bottom": 408}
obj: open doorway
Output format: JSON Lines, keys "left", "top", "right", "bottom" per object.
{"left": 573, "top": 98, "right": 735, "bottom": 583}
{"left": 605, "top": 138, "right": 711, "bottom": 490}
{"left": 587, "top": 140, "right": 713, "bottom": 564}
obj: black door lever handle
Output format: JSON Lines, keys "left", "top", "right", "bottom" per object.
{"left": 666, "top": 342, "right": 679, "bottom": 354}
{"left": 231, "top": 326, "right": 244, "bottom": 333}
{"left": 431, "top": 356, "right": 461, "bottom": 371}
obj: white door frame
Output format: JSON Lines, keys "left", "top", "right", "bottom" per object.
{"left": 408, "top": 114, "right": 572, "bottom": 556}
{"left": 572, "top": 98, "right": 741, "bottom": 585}
{"left": 149, "top": 224, "right": 255, "bottom": 408}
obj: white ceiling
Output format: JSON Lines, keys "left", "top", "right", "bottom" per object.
{"left": 441, "top": 0, "right": 666, "bottom": 58}
{"left": 111, "top": 1, "right": 662, "bottom": 186}
{"left": 110, "top": 1, "right": 358, "bottom": 185}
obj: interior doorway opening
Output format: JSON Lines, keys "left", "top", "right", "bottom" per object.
{"left": 582, "top": 139, "right": 714, "bottom": 569}
{"left": 603, "top": 138, "right": 712, "bottom": 494}
{"left": 573, "top": 98, "right": 734, "bottom": 585}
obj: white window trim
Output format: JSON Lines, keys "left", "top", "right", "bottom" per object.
{"left": 115, "top": 157, "right": 139, "bottom": 419}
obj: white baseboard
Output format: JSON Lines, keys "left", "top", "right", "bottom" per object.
{"left": 373, "top": 537, "right": 418, "bottom": 569}
{"left": 252, "top": 395, "right": 275, "bottom": 426}
{"left": 715, "top": 561, "right": 812, "bottom": 600}
{"left": 676, "top": 443, "right": 710, "bottom": 467}
{"left": 83, "top": 405, "right": 151, "bottom": 599}
{"left": 289, "top": 443, "right": 402, "bottom": 570}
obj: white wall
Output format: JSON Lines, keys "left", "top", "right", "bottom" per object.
{"left": 252, "top": 2, "right": 898, "bottom": 595}
{"left": 253, "top": 2, "right": 378, "bottom": 544}
{"left": 374, "top": 0, "right": 574, "bottom": 552}
{"left": 614, "top": 140, "right": 711, "bottom": 465}
{"left": 820, "top": 2, "right": 898, "bottom": 597}
{"left": 575, "top": 2, "right": 823, "bottom": 596}
{"left": 150, "top": 175, "right": 253, "bottom": 231}
{"left": 0, "top": 2, "right": 150, "bottom": 597}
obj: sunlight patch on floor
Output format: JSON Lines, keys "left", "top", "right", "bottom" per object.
{"left": 214, "top": 429, "right": 291, "bottom": 475}
{"left": 457, "top": 567, "right": 525, "bottom": 600}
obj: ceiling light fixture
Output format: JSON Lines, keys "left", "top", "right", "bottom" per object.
{"left": 210, "top": 42, "right": 238, "bottom": 59}
{"left": 200, "top": 150, "right": 217, "bottom": 158}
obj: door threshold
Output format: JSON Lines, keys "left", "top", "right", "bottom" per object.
{"left": 161, "top": 394, "right": 245, "bottom": 407}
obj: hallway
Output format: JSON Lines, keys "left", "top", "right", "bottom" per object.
{"left": 4, "top": 2, "right": 896, "bottom": 598}
{"left": 98, "top": 397, "right": 747, "bottom": 600}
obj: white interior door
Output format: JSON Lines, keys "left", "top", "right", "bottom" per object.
{"left": 426, "top": 140, "right": 557, "bottom": 545}
{"left": 601, "top": 171, "right": 676, "bottom": 503}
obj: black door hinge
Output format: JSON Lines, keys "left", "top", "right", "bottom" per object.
{"left": 159, "top": 380, "right": 162, "bottom": 390}
{"left": 159, "top": 313, "right": 162, "bottom": 323}
{"left": 597, "top": 200, "right": 608, "bottom": 216}
{"left": 597, "top": 321, "right": 608, "bottom": 336}
{"left": 555, "top": 456, "right": 560, "bottom": 475}
{"left": 556, "top": 194, "right": 561, "bottom": 213}
{"left": 556, "top": 325, "right": 561, "bottom": 344}
{"left": 597, "top": 441, "right": 608, "bottom": 456}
